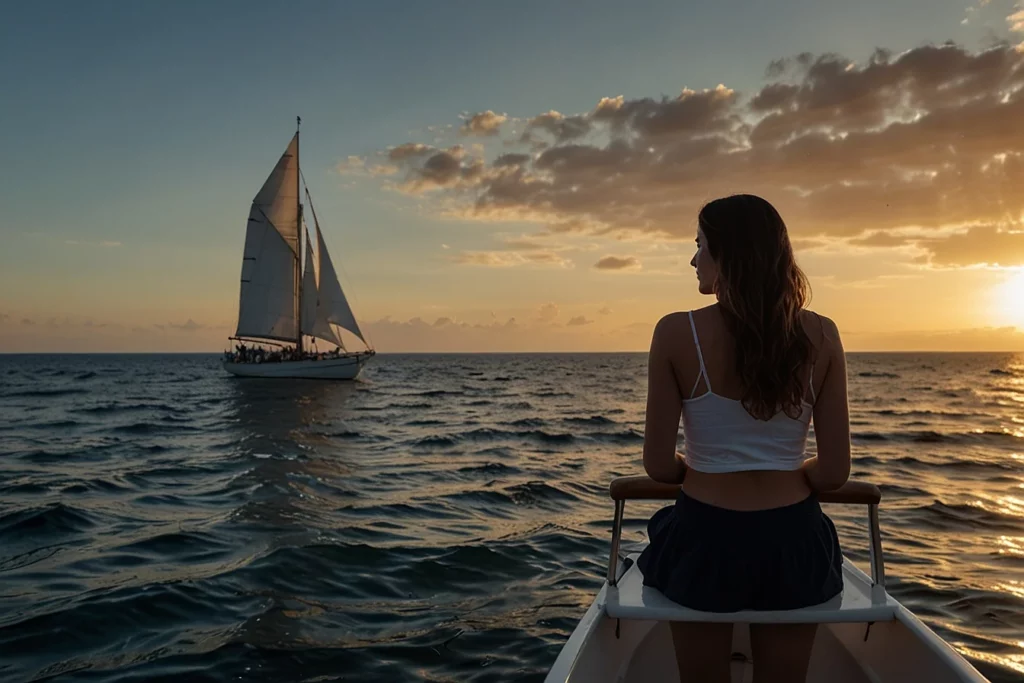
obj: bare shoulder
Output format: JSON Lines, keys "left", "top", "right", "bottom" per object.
{"left": 653, "top": 311, "right": 691, "bottom": 336}
{"left": 651, "top": 311, "right": 697, "bottom": 357}
{"left": 800, "top": 309, "right": 843, "bottom": 355}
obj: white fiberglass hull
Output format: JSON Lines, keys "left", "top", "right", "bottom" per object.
{"left": 546, "top": 560, "right": 989, "bottom": 683}
{"left": 222, "top": 353, "right": 372, "bottom": 380}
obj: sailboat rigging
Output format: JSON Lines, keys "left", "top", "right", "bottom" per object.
{"left": 224, "top": 118, "right": 375, "bottom": 379}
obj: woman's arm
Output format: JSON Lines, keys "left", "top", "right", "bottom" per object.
{"left": 802, "top": 315, "right": 851, "bottom": 491}
{"left": 643, "top": 316, "right": 686, "bottom": 484}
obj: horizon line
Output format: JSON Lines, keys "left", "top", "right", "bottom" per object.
{"left": 2, "top": 350, "right": 1024, "bottom": 356}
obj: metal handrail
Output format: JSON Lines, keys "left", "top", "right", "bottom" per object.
{"left": 606, "top": 477, "right": 885, "bottom": 590}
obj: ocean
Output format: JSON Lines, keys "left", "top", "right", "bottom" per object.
{"left": 0, "top": 353, "right": 1022, "bottom": 682}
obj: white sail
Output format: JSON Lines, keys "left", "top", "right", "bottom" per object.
{"left": 235, "top": 135, "right": 300, "bottom": 341}
{"left": 300, "top": 228, "right": 319, "bottom": 337}
{"left": 314, "top": 222, "right": 366, "bottom": 344}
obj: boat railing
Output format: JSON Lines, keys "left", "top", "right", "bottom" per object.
{"left": 605, "top": 476, "right": 884, "bottom": 591}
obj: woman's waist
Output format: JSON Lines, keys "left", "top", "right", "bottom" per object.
{"left": 681, "top": 468, "right": 812, "bottom": 511}
{"left": 683, "top": 440, "right": 809, "bottom": 472}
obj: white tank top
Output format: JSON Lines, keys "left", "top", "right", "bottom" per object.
{"left": 681, "top": 311, "right": 814, "bottom": 473}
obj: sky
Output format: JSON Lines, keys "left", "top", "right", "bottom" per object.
{"left": 2, "top": 0, "right": 1024, "bottom": 352}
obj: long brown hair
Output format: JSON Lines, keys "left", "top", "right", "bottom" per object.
{"left": 699, "top": 194, "right": 812, "bottom": 421}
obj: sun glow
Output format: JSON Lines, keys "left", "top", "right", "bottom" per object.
{"left": 995, "top": 270, "right": 1024, "bottom": 328}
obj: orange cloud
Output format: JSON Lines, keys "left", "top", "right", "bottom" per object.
{"left": 595, "top": 255, "right": 642, "bottom": 271}
{"left": 453, "top": 250, "right": 573, "bottom": 268}
{"left": 460, "top": 110, "right": 508, "bottom": 136}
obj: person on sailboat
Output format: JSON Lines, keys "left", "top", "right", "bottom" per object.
{"left": 638, "top": 194, "right": 851, "bottom": 683}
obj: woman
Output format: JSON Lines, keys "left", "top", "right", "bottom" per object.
{"left": 638, "top": 194, "right": 851, "bottom": 683}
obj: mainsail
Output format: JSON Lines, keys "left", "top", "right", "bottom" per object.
{"left": 234, "top": 135, "right": 300, "bottom": 342}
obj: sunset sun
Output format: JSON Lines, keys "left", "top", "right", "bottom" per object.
{"left": 995, "top": 270, "right": 1024, "bottom": 328}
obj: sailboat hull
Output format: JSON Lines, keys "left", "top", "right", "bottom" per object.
{"left": 222, "top": 353, "right": 372, "bottom": 380}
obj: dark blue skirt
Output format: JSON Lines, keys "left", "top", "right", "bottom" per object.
{"left": 636, "top": 490, "right": 844, "bottom": 613}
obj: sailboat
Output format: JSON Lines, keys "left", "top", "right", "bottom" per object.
{"left": 224, "top": 119, "right": 375, "bottom": 380}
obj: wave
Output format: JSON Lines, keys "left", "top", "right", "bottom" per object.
{"left": 115, "top": 530, "right": 233, "bottom": 559}
{"left": 414, "top": 434, "right": 459, "bottom": 447}
{"left": 4, "top": 387, "right": 89, "bottom": 398}
{"left": 28, "top": 419, "right": 82, "bottom": 430}
{"left": 72, "top": 403, "right": 153, "bottom": 415}
{"left": 61, "top": 477, "right": 134, "bottom": 495}
{"left": 857, "top": 371, "right": 901, "bottom": 379}
{"left": 0, "top": 503, "right": 97, "bottom": 538}
{"left": 111, "top": 422, "right": 201, "bottom": 435}
{"left": 869, "top": 408, "right": 975, "bottom": 419}
{"left": 462, "top": 427, "right": 576, "bottom": 444}
{"left": 563, "top": 415, "right": 616, "bottom": 425}
{"left": 74, "top": 371, "right": 97, "bottom": 381}
{"left": 505, "top": 481, "right": 579, "bottom": 506}
{"left": 315, "top": 429, "right": 362, "bottom": 438}
{"left": 413, "top": 427, "right": 577, "bottom": 448}
{"left": 852, "top": 429, "right": 1023, "bottom": 445}
{"left": 910, "top": 501, "right": 1023, "bottom": 532}
{"left": 442, "top": 481, "right": 580, "bottom": 510}
{"left": 408, "top": 389, "right": 464, "bottom": 398}
{"left": 457, "top": 462, "right": 520, "bottom": 475}
{"left": 509, "top": 417, "right": 545, "bottom": 427}
{"left": 989, "top": 368, "right": 1014, "bottom": 376}
{"left": 588, "top": 429, "right": 644, "bottom": 444}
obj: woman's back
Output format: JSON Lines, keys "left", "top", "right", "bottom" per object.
{"left": 643, "top": 304, "right": 850, "bottom": 511}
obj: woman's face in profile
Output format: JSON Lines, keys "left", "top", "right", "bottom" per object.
{"left": 689, "top": 225, "right": 719, "bottom": 295}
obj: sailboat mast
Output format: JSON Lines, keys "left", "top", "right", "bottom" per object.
{"left": 295, "top": 116, "right": 304, "bottom": 354}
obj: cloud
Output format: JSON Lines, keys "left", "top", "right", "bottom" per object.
{"left": 567, "top": 315, "right": 594, "bottom": 326}
{"left": 369, "top": 43, "right": 1024, "bottom": 267}
{"left": 21, "top": 318, "right": 34, "bottom": 325}
{"left": 595, "top": 255, "right": 642, "bottom": 271}
{"left": 917, "top": 225, "right": 1024, "bottom": 266}
{"left": 523, "top": 110, "right": 592, "bottom": 143}
{"left": 336, "top": 155, "right": 367, "bottom": 175}
{"left": 387, "top": 142, "right": 435, "bottom": 161}
{"left": 453, "top": 250, "right": 572, "bottom": 268}
{"left": 166, "top": 319, "right": 204, "bottom": 332}
{"left": 396, "top": 145, "right": 488, "bottom": 193}
{"left": 461, "top": 110, "right": 508, "bottom": 136}
{"left": 598, "top": 306, "right": 613, "bottom": 315}
{"left": 1010, "top": 5, "right": 1024, "bottom": 34}
{"left": 537, "top": 302, "right": 559, "bottom": 322}
{"left": 493, "top": 153, "right": 532, "bottom": 167}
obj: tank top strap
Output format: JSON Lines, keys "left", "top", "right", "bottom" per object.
{"left": 688, "top": 311, "right": 711, "bottom": 396}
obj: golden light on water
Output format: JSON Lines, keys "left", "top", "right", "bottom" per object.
{"left": 996, "top": 536, "right": 1024, "bottom": 556}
